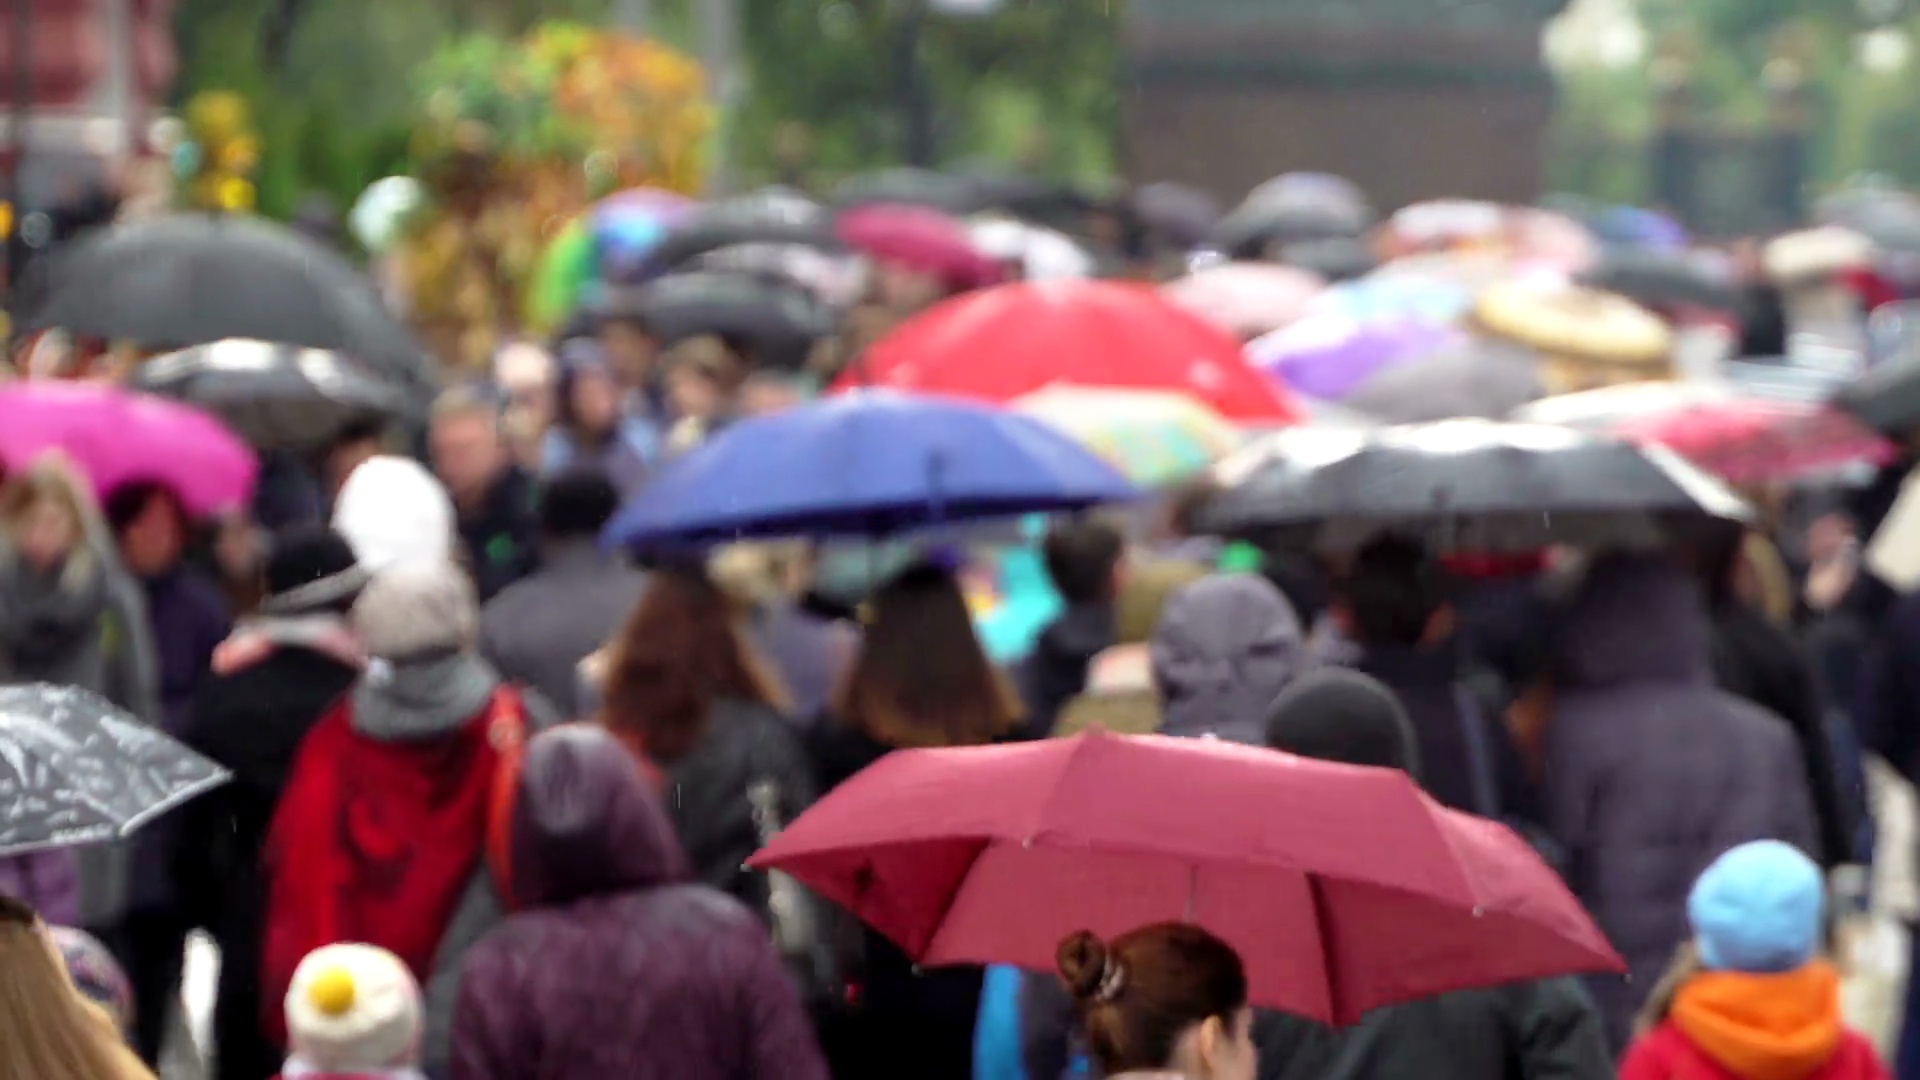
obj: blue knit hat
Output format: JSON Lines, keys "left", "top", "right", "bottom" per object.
{"left": 1688, "top": 841, "right": 1824, "bottom": 974}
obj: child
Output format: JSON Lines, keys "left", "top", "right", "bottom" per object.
{"left": 1621, "top": 841, "right": 1887, "bottom": 1080}
{"left": 279, "top": 944, "right": 425, "bottom": 1080}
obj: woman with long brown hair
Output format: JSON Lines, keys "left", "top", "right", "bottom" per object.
{"left": 597, "top": 561, "right": 816, "bottom": 905}
{"left": 0, "top": 895, "right": 154, "bottom": 1080}
{"left": 807, "top": 559, "right": 1023, "bottom": 1080}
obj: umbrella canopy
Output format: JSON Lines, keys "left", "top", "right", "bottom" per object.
{"left": 131, "top": 338, "right": 411, "bottom": 454}
{"left": 1133, "top": 182, "right": 1223, "bottom": 249}
{"left": 1249, "top": 315, "right": 1458, "bottom": 402}
{"left": 969, "top": 217, "right": 1095, "bottom": 282}
{"left": 0, "top": 684, "right": 230, "bottom": 856}
{"left": 0, "top": 381, "right": 257, "bottom": 516}
{"left": 591, "top": 187, "right": 698, "bottom": 282}
{"left": 748, "top": 727, "right": 1622, "bottom": 1024}
{"left": 1244, "top": 172, "right": 1373, "bottom": 224}
{"left": 1277, "top": 238, "right": 1377, "bottom": 283}
{"left": 831, "top": 168, "right": 981, "bottom": 213}
{"left": 1835, "top": 354, "right": 1920, "bottom": 437}
{"left": 1589, "top": 205, "right": 1689, "bottom": 250}
{"left": 618, "top": 272, "right": 835, "bottom": 371}
{"left": 1016, "top": 386, "right": 1245, "bottom": 487}
{"left": 838, "top": 280, "right": 1303, "bottom": 424}
{"left": 1163, "top": 263, "right": 1324, "bottom": 339}
{"left": 1213, "top": 200, "right": 1368, "bottom": 259}
{"left": 602, "top": 391, "right": 1137, "bottom": 548}
{"left": 1577, "top": 248, "right": 1739, "bottom": 311}
{"left": 20, "top": 214, "right": 428, "bottom": 388}
{"left": 837, "top": 204, "right": 1000, "bottom": 288}
{"left": 1202, "top": 418, "right": 1752, "bottom": 552}
{"left": 1382, "top": 200, "right": 1506, "bottom": 255}
{"left": 1341, "top": 336, "right": 1544, "bottom": 423}
{"left": 644, "top": 192, "right": 837, "bottom": 276}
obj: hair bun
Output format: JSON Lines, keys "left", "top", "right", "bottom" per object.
{"left": 1057, "top": 930, "right": 1112, "bottom": 1002}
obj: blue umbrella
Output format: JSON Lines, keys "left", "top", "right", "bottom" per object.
{"left": 603, "top": 391, "right": 1138, "bottom": 548}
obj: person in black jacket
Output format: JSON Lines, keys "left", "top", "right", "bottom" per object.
{"left": 1016, "top": 516, "right": 1124, "bottom": 740}
{"left": 1018, "top": 668, "right": 1613, "bottom": 1080}
{"left": 174, "top": 527, "right": 368, "bottom": 1080}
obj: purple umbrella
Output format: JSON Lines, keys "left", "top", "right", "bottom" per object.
{"left": 1249, "top": 315, "right": 1457, "bottom": 401}
{"left": 0, "top": 382, "right": 257, "bottom": 516}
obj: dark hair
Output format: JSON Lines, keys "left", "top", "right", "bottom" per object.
{"left": 1335, "top": 537, "right": 1448, "bottom": 648}
{"left": 539, "top": 470, "right": 622, "bottom": 541}
{"left": 833, "top": 562, "right": 1021, "bottom": 748}
{"left": 601, "top": 565, "right": 790, "bottom": 765}
{"left": 1043, "top": 517, "right": 1125, "bottom": 606}
{"left": 101, "top": 479, "right": 180, "bottom": 537}
{"left": 329, "top": 416, "right": 388, "bottom": 452}
{"left": 1163, "top": 477, "right": 1221, "bottom": 539}
{"left": 1057, "top": 924, "right": 1248, "bottom": 1075}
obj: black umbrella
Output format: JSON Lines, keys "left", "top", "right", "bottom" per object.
{"left": 1200, "top": 419, "right": 1752, "bottom": 553}
{"left": 1277, "top": 238, "right": 1377, "bottom": 282}
{"left": 643, "top": 193, "right": 839, "bottom": 277}
{"left": 829, "top": 168, "right": 980, "bottom": 213}
{"left": 1212, "top": 201, "right": 1368, "bottom": 260}
{"left": 130, "top": 338, "right": 411, "bottom": 452}
{"left": 612, "top": 272, "right": 836, "bottom": 371}
{"left": 0, "top": 684, "right": 229, "bottom": 856}
{"left": 1133, "top": 182, "right": 1222, "bottom": 250}
{"left": 21, "top": 214, "right": 430, "bottom": 389}
{"left": 1577, "top": 248, "right": 1739, "bottom": 311}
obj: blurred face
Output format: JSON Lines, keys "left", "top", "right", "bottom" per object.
{"left": 667, "top": 366, "right": 724, "bottom": 422}
{"left": 430, "top": 411, "right": 507, "bottom": 504}
{"left": 739, "top": 377, "right": 801, "bottom": 417}
{"left": 599, "top": 321, "right": 659, "bottom": 391}
{"left": 118, "top": 491, "right": 186, "bottom": 578}
{"left": 570, "top": 369, "right": 621, "bottom": 434}
{"left": 13, "top": 497, "right": 79, "bottom": 571}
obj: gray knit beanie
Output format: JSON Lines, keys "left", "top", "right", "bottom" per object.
{"left": 351, "top": 561, "right": 480, "bottom": 662}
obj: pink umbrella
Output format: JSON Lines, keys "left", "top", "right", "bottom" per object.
{"left": 1614, "top": 399, "right": 1893, "bottom": 484}
{"left": 1163, "top": 263, "right": 1325, "bottom": 338}
{"left": 0, "top": 382, "right": 257, "bottom": 516}
{"left": 837, "top": 204, "right": 1002, "bottom": 289}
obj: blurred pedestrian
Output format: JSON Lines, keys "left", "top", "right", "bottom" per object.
{"left": 1149, "top": 573, "right": 1305, "bottom": 744}
{"left": 177, "top": 526, "right": 368, "bottom": 1080}
{"left": 280, "top": 944, "right": 425, "bottom": 1080}
{"left": 1016, "top": 516, "right": 1124, "bottom": 740}
{"left": 1540, "top": 552, "right": 1818, "bottom": 1048}
{"left": 1054, "top": 925, "right": 1256, "bottom": 1080}
{"left": 541, "top": 348, "right": 658, "bottom": 501}
{"left": 450, "top": 725, "right": 828, "bottom": 1080}
{"left": 597, "top": 312, "right": 666, "bottom": 423}
{"left": 331, "top": 455, "right": 456, "bottom": 576}
{"left": 1621, "top": 842, "right": 1886, "bottom": 1080}
{"left": 0, "top": 895, "right": 154, "bottom": 1080}
{"left": 262, "top": 561, "right": 551, "bottom": 1077}
{"left": 428, "top": 389, "right": 539, "bottom": 601}
{"left": 482, "top": 472, "right": 647, "bottom": 718}
{"left": 707, "top": 542, "right": 857, "bottom": 723}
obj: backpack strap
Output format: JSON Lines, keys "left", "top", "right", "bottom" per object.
{"left": 484, "top": 688, "right": 529, "bottom": 906}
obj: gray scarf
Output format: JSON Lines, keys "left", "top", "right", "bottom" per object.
{"left": 0, "top": 556, "right": 107, "bottom": 677}
{"left": 351, "top": 652, "right": 500, "bottom": 742}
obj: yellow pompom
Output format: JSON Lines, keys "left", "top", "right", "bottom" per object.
{"left": 306, "top": 967, "right": 358, "bottom": 1017}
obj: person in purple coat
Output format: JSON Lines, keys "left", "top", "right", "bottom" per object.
{"left": 449, "top": 724, "right": 827, "bottom": 1080}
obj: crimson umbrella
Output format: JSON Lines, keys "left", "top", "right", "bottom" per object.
{"left": 749, "top": 728, "right": 1621, "bottom": 1024}
{"left": 836, "top": 204, "right": 1001, "bottom": 289}
{"left": 832, "top": 279, "right": 1302, "bottom": 424}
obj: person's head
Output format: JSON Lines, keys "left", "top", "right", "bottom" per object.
{"left": 836, "top": 561, "right": 1021, "bottom": 748}
{"left": 284, "top": 943, "right": 422, "bottom": 1073}
{"left": 1149, "top": 573, "right": 1303, "bottom": 743}
{"left": 1265, "top": 668, "right": 1421, "bottom": 778}
{"left": 663, "top": 336, "right": 741, "bottom": 422}
{"left": 1688, "top": 840, "right": 1824, "bottom": 975}
{"left": 1331, "top": 537, "right": 1451, "bottom": 649}
{"left": 510, "top": 724, "right": 690, "bottom": 909}
{"left": 258, "top": 525, "right": 367, "bottom": 617}
{"left": 102, "top": 480, "right": 188, "bottom": 579}
{"left": 557, "top": 358, "right": 622, "bottom": 440}
{"left": 1057, "top": 924, "right": 1255, "bottom": 1080}
{"left": 600, "top": 563, "right": 791, "bottom": 765}
{"left": 0, "top": 895, "right": 149, "bottom": 1080}
{"left": 538, "top": 471, "right": 621, "bottom": 548}
{"left": 1159, "top": 478, "right": 1221, "bottom": 544}
{"left": 427, "top": 387, "right": 509, "bottom": 506}
{"left": 350, "top": 560, "right": 479, "bottom": 665}
{"left": 1044, "top": 516, "right": 1126, "bottom": 607}
{"left": 598, "top": 316, "right": 660, "bottom": 392}
{"left": 0, "top": 454, "right": 97, "bottom": 576}
{"left": 323, "top": 417, "right": 387, "bottom": 498}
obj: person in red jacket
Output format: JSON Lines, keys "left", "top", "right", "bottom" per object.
{"left": 1621, "top": 841, "right": 1887, "bottom": 1080}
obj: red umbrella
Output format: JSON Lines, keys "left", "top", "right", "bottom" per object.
{"left": 749, "top": 728, "right": 1621, "bottom": 1024}
{"left": 837, "top": 204, "right": 1001, "bottom": 289}
{"left": 833, "top": 280, "right": 1303, "bottom": 423}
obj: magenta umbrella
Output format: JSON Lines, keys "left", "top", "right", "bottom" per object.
{"left": 0, "top": 382, "right": 257, "bottom": 516}
{"left": 837, "top": 203, "right": 1001, "bottom": 288}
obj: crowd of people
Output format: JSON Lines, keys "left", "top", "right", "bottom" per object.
{"left": 1, "top": 169, "right": 1919, "bottom": 1080}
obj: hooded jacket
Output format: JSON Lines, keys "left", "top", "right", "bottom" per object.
{"left": 1542, "top": 555, "right": 1818, "bottom": 1049}
{"left": 1150, "top": 574, "right": 1304, "bottom": 744}
{"left": 1620, "top": 964, "right": 1886, "bottom": 1080}
{"left": 450, "top": 726, "right": 827, "bottom": 1080}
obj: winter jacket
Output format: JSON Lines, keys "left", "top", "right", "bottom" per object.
{"left": 480, "top": 543, "right": 647, "bottom": 718}
{"left": 1149, "top": 574, "right": 1304, "bottom": 744}
{"left": 449, "top": 728, "right": 828, "bottom": 1080}
{"left": 1015, "top": 603, "right": 1116, "bottom": 741}
{"left": 1619, "top": 963, "right": 1886, "bottom": 1080}
{"left": 1348, "top": 643, "right": 1537, "bottom": 822}
{"left": 455, "top": 467, "right": 540, "bottom": 603}
{"left": 1541, "top": 555, "right": 1818, "bottom": 1049}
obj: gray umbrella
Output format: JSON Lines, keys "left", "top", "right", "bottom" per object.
{"left": 0, "top": 684, "right": 230, "bottom": 857}
{"left": 1201, "top": 419, "right": 1752, "bottom": 553}
{"left": 131, "top": 338, "right": 411, "bottom": 453}
{"left": 1343, "top": 337, "right": 1544, "bottom": 423}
